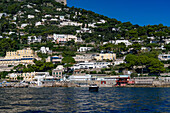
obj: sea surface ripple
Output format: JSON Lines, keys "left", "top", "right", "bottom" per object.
{"left": 0, "top": 87, "right": 169, "bottom": 113}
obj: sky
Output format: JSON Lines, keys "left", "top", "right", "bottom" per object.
{"left": 67, "top": 0, "right": 170, "bottom": 26}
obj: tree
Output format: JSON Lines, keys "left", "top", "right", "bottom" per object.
{"left": 137, "top": 55, "right": 149, "bottom": 74}
{"left": 147, "top": 58, "right": 165, "bottom": 75}
{"left": 62, "top": 56, "right": 75, "bottom": 64}
{"left": 154, "top": 31, "right": 167, "bottom": 42}
{"left": 0, "top": 71, "right": 8, "bottom": 79}
{"left": 130, "top": 43, "right": 142, "bottom": 54}
{"left": 62, "top": 51, "right": 75, "bottom": 57}
{"left": 125, "top": 54, "right": 137, "bottom": 69}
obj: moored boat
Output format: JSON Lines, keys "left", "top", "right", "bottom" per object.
{"left": 89, "top": 84, "right": 99, "bottom": 92}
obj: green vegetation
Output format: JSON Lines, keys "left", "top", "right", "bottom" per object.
{"left": 0, "top": 0, "right": 169, "bottom": 77}
{"left": 0, "top": 39, "right": 19, "bottom": 56}
{"left": 125, "top": 51, "right": 165, "bottom": 75}
{"left": 14, "top": 60, "right": 55, "bottom": 74}
{"left": 37, "top": 52, "right": 49, "bottom": 59}
{"left": 0, "top": 71, "right": 8, "bottom": 79}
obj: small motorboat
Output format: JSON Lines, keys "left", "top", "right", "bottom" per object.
{"left": 89, "top": 84, "right": 99, "bottom": 92}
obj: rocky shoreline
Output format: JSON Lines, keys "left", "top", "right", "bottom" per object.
{"left": 1, "top": 83, "right": 170, "bottom": 88}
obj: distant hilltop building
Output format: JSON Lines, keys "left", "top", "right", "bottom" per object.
{"left": 14, "top": 0, "right": 67, "bottom": 5}
{"left": 55, "top": 0, "right": 67, "bottom": 5}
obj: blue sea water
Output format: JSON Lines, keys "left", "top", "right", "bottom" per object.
{"left": 0, "top": 87, "right": 169, "bottom": 113}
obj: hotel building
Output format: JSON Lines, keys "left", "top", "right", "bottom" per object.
{"left": 0, "top": 48, "right": 37, "bottom": 66}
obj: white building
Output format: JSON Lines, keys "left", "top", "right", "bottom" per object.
{"left": 60, "top": 21, "right": 82, "bottom": 26}
{"left": 73, "top": 54, "right": 93, "bottom": 62}
{"left": 44, "top": 15, "right": 52, "bottom": 18}
{"left": 97, "top": 19, "right": 106, "bottom": 24}
{"left": 35, "top": 9, "right": 40, "bottom": 12}
{"left": 76, "top": 28, "right": 92, "bottom": 33}
{"left": 114, "top": 59, "right": 124, "bottom": 66}
{"left": 51, "top": 18, "right": 58, "bottom": 21}
{"left": 154, "top": 45, "right": 166, "bottom": 50}
{"left": 158, "top": 54, "right": 170, "bottom": 61}
{"left": 71, "top": 62, "right": 112, "bottom": 70}
{"left": 8, "top": 72, "right": 50, "bottom": 83}
{"left": 88, "top": 23, "right": 96, "bottom": 28}
{"left": 69, "top": 74, "right": 92, "bottom": 81}
{"left": 0, "top": 13, "right": 7, "bottom": 19}
{"left": 33, "top": 72, "right": 50, "bottom": 86}
{"left": 53, "top": 34, "right": 78, "bottom": 43}
{"left": 28, "top": 15, "right": 34, "bottom": 19}
{"left": 164, "top": 39, "right": 170, "bottom": 44}
{"left": 113, "top": 40, "right": 132, "bottom": 47}
{"left": 38, "top": 47, "right": 52, "bottom": 54}
{"left": 76, "top": 37, "right": 84, "bottom": 43}
{"left": 21, "top": 23, "right": 28, "bottom": 28}
{"left": 46, "top": 55, "right": 63, "bottom": 63}
{"left": 28, "top": 36, "right": 42, "bottom": 44}
{"left": 35, "top": 22, "right": 42, "bottom": 26}
{"left": 56, "top": 8, "right": 62, "bottom": 11}
{"left": 67, "top": 35, "right": 78, "bottom": 42}
{"left": 59, "top": 16, "right": 65, "bottom": 20}
{"left": 42, "top": 19, "right": 47, "bottom": 22}
{"left": 77, "top": 47, "right": 93, "bottom": 52}
{"left": 147, "top": 37, "right": 155, "bottom": 40}
{"left": 27, "top": 4, "right": 33, "bottom": 8}
{"left": 115, "top": 40, "right": 132, "bottom": 46}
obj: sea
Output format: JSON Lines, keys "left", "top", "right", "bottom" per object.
{"left": 0, "top": 87, "right": 169, "bottom": 113}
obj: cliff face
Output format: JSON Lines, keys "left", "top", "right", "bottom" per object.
{"left": 55, "top": 0, "right": 67, "bottom": 5}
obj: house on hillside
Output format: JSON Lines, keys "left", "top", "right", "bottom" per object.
{"left": 28, "top": 36, "right": 42, "bottom": 44}
{"left": 115, "top": 40, "right": 132, "bottom": 47}
{"left": 73, "top": 54, "right": 93, "bottom": 63}
{"left": 21, "top": 23, "right": 28, "bottom": 28}
{"left": 52, "top": 65, "right": 64, "bottom": 80}
{"left": 77, "top": 47, "right": 93, "bottom": 52}
{"left": 53, "top": 34, "right": 78, "bottom": 44}
{"left": 0, "top": 13, "right": 7, "bottom": 19}
{"left": 46, "top": 55, "right": 63, "bottom": 64}
{"left": 28, "top": 15, "right": 34, "bottom": 19}
{"left": 158, "top": 54, "right": 170, "bottom": 61}
{"left": 94, "top": 53, "right": 116, "bottom": 61}
{"left": 37, "top": 47, "right": 52, "bottom": 54}
{"left": 71, "top": 62, "right": 112, "bottom": 70}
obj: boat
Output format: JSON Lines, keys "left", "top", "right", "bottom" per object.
{"left": 89, "top": 84, "right": 99, "bottom": 92}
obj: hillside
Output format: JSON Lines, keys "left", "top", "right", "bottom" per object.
{"left": 0, "top": 0, "right": 169, "bottom": 77}
{"left": 0, "top": 0, "right": 169, "bottom": 55}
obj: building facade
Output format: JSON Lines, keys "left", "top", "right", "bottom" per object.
{"left": 52, "top": 65, "right": 64, "bottom": 79}
{"left": 46, "top": 56, "right": 63, "bottom": 64}
{"left": 134, "top": 77, "right": 157, "bottom": 85}
{"left": 53, "top": 34, "right": 78, "bottom": 44}
{"left": 73, "top": 54, "right": 93, "bottom": 62}
{"left": 0, "top": 48, "right": 37, "bottom": 66}
{"left": 158, "top": 54, "right": 170, "bottom": 61}
{"left": 8, "top": 72, "right": 49, "bottom": 82}
{"left": 94, "top": 53, "right": 116, "bottom": 61}
{"left": 71, "top": 62, "right": 112, "bottom": 70}
{"left": 77, "top": 47, "right": 93, "bottom": 52}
